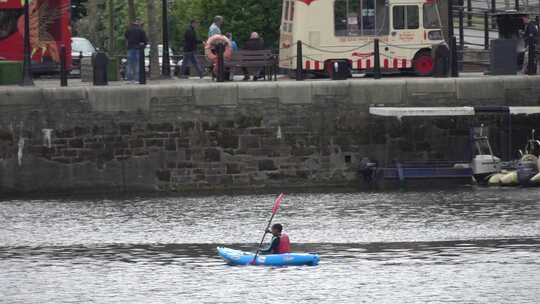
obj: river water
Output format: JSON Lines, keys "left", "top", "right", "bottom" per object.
{"left": 1, "top": 187, "right": 539, "bottom": 303}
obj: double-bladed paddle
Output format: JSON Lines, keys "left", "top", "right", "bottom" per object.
{"left": 250, "top": 193, "right": 285, "bottom": 265}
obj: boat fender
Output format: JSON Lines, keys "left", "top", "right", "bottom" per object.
{"left": 500, "top": 171, "right": 518, "bottom": 186}
{"left": 277, "top": 233, "right": 291, "bottom": 254}
{"left": 530, "top": 172, "right": 540, "bottom": 184}
{"left": 487, "top": 173, "right": 503, "bottom": 186}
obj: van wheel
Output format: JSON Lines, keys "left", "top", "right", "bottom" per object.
{"left": 413, "top": 51, "right": 434, "bottom": 76}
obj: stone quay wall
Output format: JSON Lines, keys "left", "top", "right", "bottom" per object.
{"left": 1, "top": 76, "right": 540, "bottom": 195}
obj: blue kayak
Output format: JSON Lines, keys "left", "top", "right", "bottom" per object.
{"left": 217, "top": 247, "right": 320, "bottom": 266}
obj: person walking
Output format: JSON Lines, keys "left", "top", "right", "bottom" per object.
{"left": 124, "top": 20, "right": 148, "bottom": 83}
{"left": 208, "top": 16, "right": 224, "bottom": 37}
{"left": 180, "top": 20, "right": 204, "bottom": 79}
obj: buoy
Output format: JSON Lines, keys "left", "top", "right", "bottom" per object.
{"left": 500, "top": 171, "right": 518, "bottom": 186}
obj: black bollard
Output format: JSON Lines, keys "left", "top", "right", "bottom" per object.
{"left": 491, "top": 0, "right": 496, "bottom": 29}
{"left": 92, "top": 52, "right": 109, "bottom": 86}
{"left": 459, "top": 8, "right": 465, "bottom": 49}
{"left": 296, "top": 41, "right": 303, "bottom": 81}
{"left": 60, "top": 45, "right": 67, "bottom": 87}
{"left": 216, "top": 43, "right": 225, "bottom": 82}
{"left": 450, "top": 36, "right": 459, "bottom": 77}
{"left": 467, "top": 0, "right": 472, "bottom": 27}
{"left": 484, "top": 12, "right": 489, "bottom": 50}
{"left": 20, "top": 0, "right": 33, "bottom": 86}
{"left": 527, "top": 38, "right": 536, "bottom": 75}
{"left": 139, "top": 45, "right": 146, "bottom": 85}
{"left": 515, "top": 0, "right": 519, "bottom": 11}
{"left": 448, "top": 0, "right": 454, "bottom": 38}
{"left": 373, "top": 39, "right": 381, "bottom": 79}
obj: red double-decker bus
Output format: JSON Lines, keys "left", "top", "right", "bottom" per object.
{"left": 0, "top": 0, "right": 72, "bottom": 73}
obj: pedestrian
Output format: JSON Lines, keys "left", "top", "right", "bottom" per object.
{"left": 124, "top": 19, "right": 148, "bottom": 83}
{"left": 521, "top": 16, "right": 539, "bottom": 74}
{"left": 226, "top": 33, "right": 239, "bottom": 52}
{"left": 208, "top": 16, "right": 224, "bottom": 38}
{"left": 242, "top": 32, "right": 265, "bottom": 81}
{"left": 180, "top": 20, "right": 204, "bottom": 79}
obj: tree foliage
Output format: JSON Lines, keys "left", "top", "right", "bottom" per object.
{"left": 76, "top": 0, "right": 283, "bottom": 55}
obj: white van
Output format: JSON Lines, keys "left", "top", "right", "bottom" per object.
{"left": 279, "top": 0, "right": 445, "bottom": 76}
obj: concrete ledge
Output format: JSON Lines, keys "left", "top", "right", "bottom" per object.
{"left": 87, "top": 86, "right": 151, "bottom": 112}
{"left": 148, "top": 84, "right": 193, "bottom": 98}
{"left": 278, "top": 82, "right": 312, "bottom": 104}
{"left": 456, "top": 77, "right": 505, "bottom": 101}
{"left": 194, "top": 83, "right": 238, "bottom": 106}
{"left": 42, "top": 87, "right": 87, "bottom": 101}
{"left": 238, "top": 82, "right": 278, "bottom": 101}
{"left": 312, "top": 81, "right": 350, "bottom": 97}
{"left": 0, "top": 87, "right": 42, "bottom": 106}
{"left": 350, "top": 79, "right": 405, "bottom": 105}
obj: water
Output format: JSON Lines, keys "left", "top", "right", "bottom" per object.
{"left": 1, "top": 187, "right": 540, "bottom": 303}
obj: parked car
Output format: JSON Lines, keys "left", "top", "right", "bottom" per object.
{"left": 71, "top": 37, "right": 96, "bottom": 77}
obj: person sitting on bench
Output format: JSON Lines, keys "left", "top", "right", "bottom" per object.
{"left": 242, "top": 32, "right": 265, "bottom": 81}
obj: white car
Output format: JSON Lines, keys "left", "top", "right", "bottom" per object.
{"left": 71, "top": 37, "right": 96, "bottom": 76}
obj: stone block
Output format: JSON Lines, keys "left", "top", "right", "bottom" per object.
{"left": 278, "top": 82, "right": 312, "bottom": 104}
{"left": 193, "top": 83, "right": 238, "bottom": 106}
{"left": 239, "top": 135, "right": 260, "bottom": 149}
{"left": 0, "top": 87, "right": 42, "bottom": 106}
{"left": 87, "top": 86, "right": 151, "bottom": 112}
{"left": 148, "top": 84, "right": 193, "bottom": 98}
{"left": 42, "top": 87, "right": 86, "bottom": 101}
{"left": 258, "top": 159, "right": 277, "bottom": 171}
{"left": 350, "top": 79, "right": 405, "bottom": 105}
{"left": 238, "top": 82, "right": 278, "bottom": 101}
{"left": 205, "top": 148, "right": 222, "bottom": 162}
{"left": 405, "top": 78, "right": 457, "bottom": 105}
{"left": 456, "top": 77, "right": 505, "bottom": 102}
{"left": 312, "top": 81, "right": 350, "bottom": 97}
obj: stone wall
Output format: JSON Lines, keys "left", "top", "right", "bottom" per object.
{"left": 1, "top": 76, "right": 540, "bottom": 194}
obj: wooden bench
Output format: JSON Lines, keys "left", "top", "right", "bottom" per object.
{"left": 224, "top": 50, "right": 277, "bottom": 81}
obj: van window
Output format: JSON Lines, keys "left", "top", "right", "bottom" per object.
{"left": 335, "top": 0, "right": 388, "bottom": 36}
{"left": 290, "top": 1, "right": 295, "bottom": 21}
{"left": 284, "top": 1, "right": 290, "bottom": 21}
{"left": 423, "top": 3, "right": 441, "bottom": 29}
{"left": 393, "top": 5, "right": 419, "bottom": 30}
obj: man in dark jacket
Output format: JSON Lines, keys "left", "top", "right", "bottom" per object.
{"left": 124, "top": 20, "right": 147, "bottom": 82}
{"left": 242, "top": 32, "right": 265, "bottom": 80}
{"left": 180, "top": 20, "right": 204, "bottom": 79}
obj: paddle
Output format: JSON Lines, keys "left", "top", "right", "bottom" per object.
{"left": 250, "top": 193, "right": 285, "bottom": 265}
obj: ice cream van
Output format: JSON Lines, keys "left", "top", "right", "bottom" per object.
{"left": 279, "top": 0, "right": 445, "bottom": 76}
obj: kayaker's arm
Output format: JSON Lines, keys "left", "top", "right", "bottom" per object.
{"left": 260, "top": 236, "right": 280, "bottom": 254}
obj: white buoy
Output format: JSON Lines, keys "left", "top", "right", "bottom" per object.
{"left": 42, "top": 128, "right": 53, "bottom": 148}
{"left": 500, "top": 171, "right": 518, "bottom": 186}
{"left": 17, "top": 137, "right": 25, "bottom": 166}
{"left": 488, "top": 173, "right": 503, "bottom": 186}
{"left": 530, "top": 172, "right": 540, "bottom": 184}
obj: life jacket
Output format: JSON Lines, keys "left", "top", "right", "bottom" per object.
{"left": 276, "top": 233, "right": 291, "bottom": 254}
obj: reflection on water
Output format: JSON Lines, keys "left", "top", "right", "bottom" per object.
{"left": 1, "top": 187, "right": 540, "bottom": 303}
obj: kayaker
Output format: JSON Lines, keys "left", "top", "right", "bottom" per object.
{"left": 260, "top": 223, "right": 291, "bottom": 254}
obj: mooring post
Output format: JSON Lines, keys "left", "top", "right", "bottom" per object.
{"left": 373, "top": 39, "right": 381, "bottom": 79}
{"left": 216, "top": 43, "right": 225, "bottom": 82}
{"left": 467, "top": 0, "right": 472, "bottom": 26}
{"left": 491, "top": 0, "right": 496, "bottom": 29}
{"left": 60, "top": 45, "right": 68, "bottom": 87}
{"left": 450, "top": 36, "right": 459, "bottom": 77}
{"left": 296, "top": 40, "right": 304, "bottom": 81}
{"left": 484, "top": 12, "right": 490, "bottom": 50}
{"left": 459, "top": 8, "right": 465, "bottom": 49}
{"left": 528, "top": 37, "right": 536, "bottom": 75}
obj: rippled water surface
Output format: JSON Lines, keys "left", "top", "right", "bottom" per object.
{"left": 1, "top": 187, "right": 540, "bottom": 303}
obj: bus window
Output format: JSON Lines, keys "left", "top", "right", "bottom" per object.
{"left": 284, "top": 1, "right": 290, "bottom": 21}
{"left": 393, "top": 5, "right": 419, "bottom": 30}
{"left": 290, "top": 1, "right": 295, "bottom": 21}
{"left": 423, "top": 3, "right": 441, "bottom": 29}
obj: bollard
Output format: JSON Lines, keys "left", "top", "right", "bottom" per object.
{"left": 467, "top": 0, "right": 472, "bottom": 26}
{"left": 527, "top": 38, "right": 536, "bottom": 75}
{"left": 60, "top": 45, "right": 67, "bottom": 87}
{"left": 216, "top": 43, "right": 225, "bottom": 82}
{"left": 296, "top": 40, "right": 303, "bottom": 81}
{"left": 448, "top": 0, "right": 454, "bottom": 38}
{"left": 515, "top": 0, "right": 519, "bottom": 11}
{"left": 92, "top": 52, "right": 109, "bottom": 86}
{"left": 373, "top": 39, "right": 381, "bottom": 79}
{"left": 484, "top": 12, "right": 489, "bottom": 50}
{"left": 450, "top": 36, "right": 459, "bottom": 77}
{"left": 139, "top": 45, "right": 146, "bottom": 84}
{"left": 491, "top": 0, "right": 496, "bottom": 29}
{"left": 459, "top": 8, "right": 465, "bottom": 49}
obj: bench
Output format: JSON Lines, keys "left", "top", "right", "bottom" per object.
{"left": 224, "top": 50, "right": 277, "bottom": 81}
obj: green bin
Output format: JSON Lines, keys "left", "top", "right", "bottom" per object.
{"left": 0, "top": 61, "right": 23, "bottom": 85}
